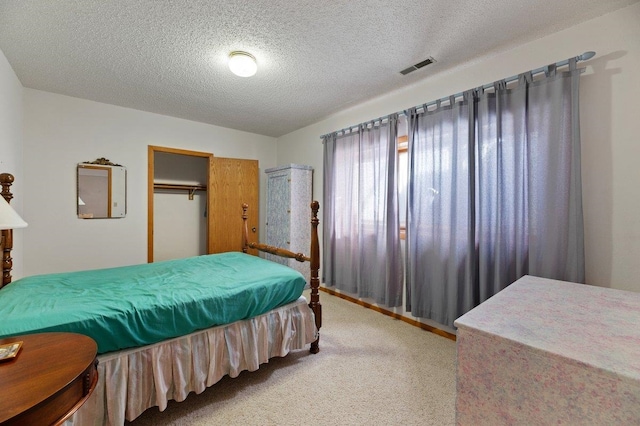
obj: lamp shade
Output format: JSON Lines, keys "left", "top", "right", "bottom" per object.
{"left": 228, "top": 51, "right": 257, "bottom": 77}
{"left": 0, "top": 196, "right": 27, "bottom": 230}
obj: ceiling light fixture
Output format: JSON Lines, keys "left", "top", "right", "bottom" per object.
{"left": 228, "top": 51, "right": 257, "bottom": 77}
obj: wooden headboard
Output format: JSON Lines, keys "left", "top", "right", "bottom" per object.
{"left": 0, "top": 173, "right": 16, "bottom": 288}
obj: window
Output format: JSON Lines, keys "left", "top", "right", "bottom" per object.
{"left": 398, "top": 114, "right": 408, "bottom": 239}
{"left": 398, "top": 135, "right": 408, "bottom": 240}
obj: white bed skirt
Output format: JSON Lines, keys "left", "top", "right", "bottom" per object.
{"left": 66, "top": 297, "right": 316, "bottom": 426}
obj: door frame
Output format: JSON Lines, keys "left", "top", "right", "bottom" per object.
{"left": 147, "top": 145, "right": 214, "bottom": 263}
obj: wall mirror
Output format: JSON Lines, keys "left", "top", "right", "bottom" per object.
{"left": 77, "top": 158, "right": 127, "bottom": 219}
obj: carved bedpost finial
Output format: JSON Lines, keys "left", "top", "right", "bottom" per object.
{"left": 0, "top": 173, "right": 15, "bottom": 204}
{"left": 242, "top": 203, "right": 249, "bottom": 253}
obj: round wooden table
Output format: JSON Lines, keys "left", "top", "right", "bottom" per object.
{"left": 0, "top": 332, "right": 98, "bottom": 425}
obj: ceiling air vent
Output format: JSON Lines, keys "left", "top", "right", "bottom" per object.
{"left": 400, "top": 57, "right": 436, "bottom": 75}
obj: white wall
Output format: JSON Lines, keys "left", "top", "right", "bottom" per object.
{"left": 0, "top": 48, "right": 25, "bottom": 279}
{"left": 277, "top": 3, "right": 640, "bottom": 294}
{"left": 23, "top": 89, "right": 277, "bottom": 275}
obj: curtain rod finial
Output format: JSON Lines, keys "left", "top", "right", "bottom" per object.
{"left": 580, "top": 51, "right": 596, "bottom": 61}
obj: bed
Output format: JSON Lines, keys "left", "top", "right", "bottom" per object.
{"left": 0, "top": 173, "right": 322, "bottom": 425}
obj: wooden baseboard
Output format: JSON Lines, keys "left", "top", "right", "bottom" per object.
{"left": 319, "top": 286, "right": 457, "bottom": 341}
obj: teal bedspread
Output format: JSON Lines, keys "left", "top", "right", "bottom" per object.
{"left": 0, "top": 252, "right": 306, "bottom": 354}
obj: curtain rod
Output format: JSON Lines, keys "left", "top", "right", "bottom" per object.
{"left": 320, "top": 51, "right": 596, "bottom": 140}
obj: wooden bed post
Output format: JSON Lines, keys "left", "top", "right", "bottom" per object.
{"left": 0, "top": 173, "right": 15, "bottom": 288}
{"left": 308, "top": 201, "right": 321, "bottom": 354}
{"left": 242, "top": 201, "right": 322, "bottom": 353}
{"left": 242, "top": 203, "right": 249, "bottom": 254}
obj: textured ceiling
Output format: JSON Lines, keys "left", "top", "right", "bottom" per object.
{"left": 0, "top": 0, "right": 636, "bottom": 137}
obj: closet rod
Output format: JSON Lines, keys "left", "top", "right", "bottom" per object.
{"left": 154, "top": 183, "right": 207, "bottom": 200}
{"left": 319, "top": 51, "right": 596, "bottom": 139}
{"left": 153, "top": 183, "right": 207, "bottom": 191}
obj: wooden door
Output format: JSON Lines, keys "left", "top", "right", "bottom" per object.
{"left": 208, "top": 157, "right": 259, "bottom": 254}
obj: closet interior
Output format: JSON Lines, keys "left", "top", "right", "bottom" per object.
{"left": 150, "top": 147, "right": 211, "bottom": 262}
{"left": 148, "top": 145, "right": 259, "bottom": 262}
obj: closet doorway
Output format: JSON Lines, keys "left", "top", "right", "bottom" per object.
{"left": 148, "top": 146, "right": 260, "bottom": 262}
{"left": 148, "top": 146, "right": 212, "bottom": 262}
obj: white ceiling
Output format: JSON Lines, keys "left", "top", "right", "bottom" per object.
{"left": 0, "top": 1, "right": 636, "bottom": 137}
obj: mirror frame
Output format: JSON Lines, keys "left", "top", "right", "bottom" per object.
{"left": 77, "top": 158, "right": 127, "bottom": 219}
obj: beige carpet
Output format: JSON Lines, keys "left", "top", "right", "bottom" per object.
{"left": 128, "top": 291, "right": 457, "bottom": 426}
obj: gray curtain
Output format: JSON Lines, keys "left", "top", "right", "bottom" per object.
{"left": 323, "top": 114, "right": 403, "bottom": 307}
{"left": 406, "top": 59, "right": 585, "bottom": 327}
